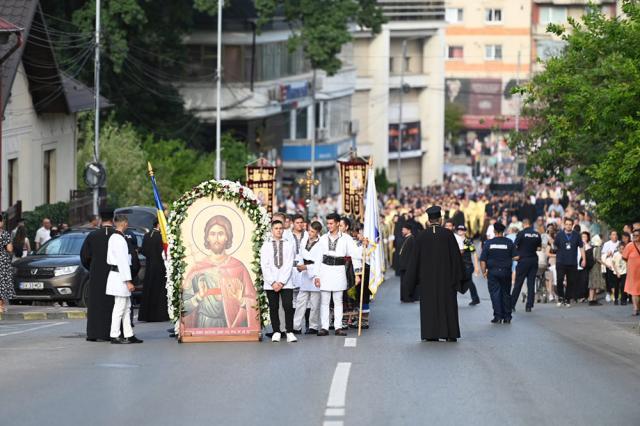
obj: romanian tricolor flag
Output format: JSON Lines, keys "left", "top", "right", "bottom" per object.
{"left": 147, "top": 162, "right": 169, "bottom": 253}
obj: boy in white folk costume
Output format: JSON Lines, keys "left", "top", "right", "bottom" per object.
{"left": 293, "top": 221, "right": 323, "bottom": 334}
{"left": 260, "top": 220, "right": 297, "bottom": 343}
{"left": 106, "top": 215, "right": 143, "bottom": 344}
{"left": 313, "top": 213, "right": 362, "bottom": 336}
{"left": 289, "top": 214, "right": 308, "bottom": 326}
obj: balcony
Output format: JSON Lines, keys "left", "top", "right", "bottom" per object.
{"left": 389, "top": 73, "right": 429, "bottom": 90}
{"left": 377, "top": 1, "right": 445, "bottom": 22}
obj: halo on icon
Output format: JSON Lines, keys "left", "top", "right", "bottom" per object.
{"left": 191, "top": 204, "right": 246, "bottom": 257}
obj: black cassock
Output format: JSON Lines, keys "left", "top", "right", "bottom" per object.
{"left": 80, "top": 226, "right": 115, "bottom": 340}
{"left": 138, "top": 229, "right": 169, "bottom": 322}
{"left": 399, "top": 234, "right": 417, "bottom": 302}
{"left": 404, "top": 224, "right": 464, "bottom": 340}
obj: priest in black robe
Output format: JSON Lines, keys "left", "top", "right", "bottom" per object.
{"left": 80, "top": 208, "right": 115, "bottom": 342}
{"left": 399, "top": 222, "right": 417, "bottom": 302}
{"left": 138, "top": 220, "right": 169, "bottom": 322}
{"left": 404, "top": 206, "right": 464, "bottom": 342}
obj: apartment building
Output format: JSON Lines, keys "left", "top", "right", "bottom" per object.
{"left": 532, "top": 1, "right": 617, "bottom": 73}
{"left": 444, "top": 1, "right": 532, "bottom": 144}
{"left": 352, "top": 1, "right": 447, "bottom": 187}
{"left": 177, "top": 0, "right": 355, "bottom": 195}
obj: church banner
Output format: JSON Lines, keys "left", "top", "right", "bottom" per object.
{"left": 166, "top": 180, "right": 271, "bottom": 342}
{"left": 338, "top": 156, "right": 368, "bottom": 223}
{"left": 245, "top": 158, "right": 277, "bottom": 215}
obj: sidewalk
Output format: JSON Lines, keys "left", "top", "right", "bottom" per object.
{"left": 0, "top": 304, "right": 87, "bottom": 321}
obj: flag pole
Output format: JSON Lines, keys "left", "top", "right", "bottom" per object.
{"left": 358, "top": 245, "right": 367, "bottom": 337}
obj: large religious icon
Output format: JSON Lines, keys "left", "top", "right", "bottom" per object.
{"left": 338, "top": 153, "right": 368, "bottom": 223}
{"left": 179, "top": 197, "right": 261, "bottom": 342}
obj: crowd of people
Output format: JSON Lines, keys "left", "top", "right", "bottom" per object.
{"left": 382, "top": 177, "right": 640, "bottom": 322}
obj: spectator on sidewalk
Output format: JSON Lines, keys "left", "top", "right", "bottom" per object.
{"left": 0, "top": 216, "right": 14, "bottom": 313}
{"left": 622, "top": 228, "right": 640, "bottom": 316}
{"left": 34, "top": 218, "right": 52, "bottom": 250}
{"left": 11, "top": 225, "right": 30, "bottom": 260}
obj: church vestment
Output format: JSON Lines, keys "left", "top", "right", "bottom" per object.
{"left": 404, "top": 224, "right": 464, "bottom": 340}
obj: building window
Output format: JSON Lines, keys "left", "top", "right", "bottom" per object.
{"left": 485, "top": 8, "right": 502, "bottom": 23}
{"left": 485, "top": 45, "right": 503, "bottom": 60}
{"left": 447, "top": 46, "right": 464, "bottom": 60}
{"left": 389, "top": 57, "right": 394, "bottom": 73}
{"left": 8, "top": 159, "right": 17, "bottom": 207}
{"left": 295, "top": 107, "right": 308, "bottom": 140}
{"left": 445, "top": 8, "right": 463, "bottom": 23}
{"left": 540, "top": 6, "right": 567, "bottom": 24}
{"left": 43, "top": 149, "right": 56, "bottom": 204}
{"left": 536, "top": 40, "right": 566, "bottom": 61}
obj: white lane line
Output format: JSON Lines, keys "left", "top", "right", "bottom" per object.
{"left": 0, "top": 322, "right": 66, "bottom": 337}
{"left": 327, "top": 362, "right": 352, "bottom": 408}
{"left": 322, "top": 421, "right": 344, "bottom": 426}
{"left": 344, "top": 338, "right": 357, "bottom": 347}
{"left": 325, "top": 408, "right": 346, "bottom": 417}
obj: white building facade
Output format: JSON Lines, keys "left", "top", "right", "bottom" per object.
{"left": 352, "top": 1, "right": 446, "bottom": 188}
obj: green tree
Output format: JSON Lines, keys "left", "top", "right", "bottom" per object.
{"left": 255, "top": 0, "right": 385, "bottom": 74}
{"left": 78, "top": 117, "right": 148, "bottom": 207}
{"left": 375, "top": 167, "right": 391, "bottom": 194}
{"left": 511, "top": 1, "right": 640, "bottom": 228}
{"left": 444, "top": 102, "right": 464, "bottom": 142}
{"left": 221, "top": 133, "right": 252, "bottom": 183}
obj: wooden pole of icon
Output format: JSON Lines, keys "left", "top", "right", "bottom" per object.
{"left": 358, "top": 244, "right": 368, "bottom": 337}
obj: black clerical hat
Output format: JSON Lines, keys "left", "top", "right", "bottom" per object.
{"left": 426, "top": 205, "right": 442, "bottom": 220}
{"left": 494, "top": 222, "right": 506, "bottom": 233}
{"left": 99, "top": 206, "right": 115, "bottom": 221}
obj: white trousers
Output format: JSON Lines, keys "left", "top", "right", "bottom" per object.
{"left": 320, "top": 290, "right": 343, "bottom": 331}
{"left": 110, "top": 296, "right": 133, "bottom": 339}
{"left": 293, "top": 290, "right": 320, "bottom": 331}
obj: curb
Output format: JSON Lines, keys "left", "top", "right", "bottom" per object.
{"left": 0, "top": 311, "right": 87, "bottom": 321}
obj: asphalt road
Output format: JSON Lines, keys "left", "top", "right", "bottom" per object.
{"left": 1, "top": 274, "right": 640, "bottom": 426}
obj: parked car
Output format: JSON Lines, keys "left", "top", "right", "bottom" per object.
{"left": 11, "top": 228, "right": 146, "bottom": 307}
{"left": 114, "top": 206, "right": 157, "bottom": 232}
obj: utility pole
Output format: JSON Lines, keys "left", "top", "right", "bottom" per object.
{"left": 309, "top": 69, "right": 317, "bottom": 215}
{"left": 93, "top": 0, "right": 101, "bottom": 216}
{"left": 515, "top": 50, "right": 521, "bottom": 133}
{"left": 396, "top": 39, "right": 408, "bottom": 195}
{"left": 215, "top": 0, "right": 223, "bottom": 180}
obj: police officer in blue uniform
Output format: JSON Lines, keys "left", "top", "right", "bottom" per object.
{"left": 480, "top": 222, "right": 518, "bottom": 324}
{"left": 510, "top": 218, "right": 542, "bottom": 312}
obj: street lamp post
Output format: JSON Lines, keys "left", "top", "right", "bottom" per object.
{"left": 93, "top": 0, "right": 101, "bottom": 216}
{"left": 215, "top": 0, "right": 223, "bottom": 180}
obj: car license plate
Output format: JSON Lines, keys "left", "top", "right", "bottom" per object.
{"left": 20, "top": 282, "right": 44, "bottom": 290}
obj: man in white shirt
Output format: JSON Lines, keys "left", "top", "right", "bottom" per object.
{"left": 34, "top": 218, "right": 52, "bottom": 250}
{"left": 260, "top": 220, "right": 297, "bottom": 343}
{"left": 293, "top": 221, "right": 322, "bottom": 334}
{"left": 106, "top": 215, "right": 142, "bottom": 344}
{"left": 290, "top": 214, "right": 308, "bottom": 312}
{"left": 313, "top": 213, "right": 362, "bottom": 336}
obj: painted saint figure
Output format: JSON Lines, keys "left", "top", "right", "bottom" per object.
{"left": 183, "top": 215, "right": 259, "bottom": 330}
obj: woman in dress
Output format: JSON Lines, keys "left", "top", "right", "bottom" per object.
{"left": 0, "top": 216, "right": 14, "bottom": 312}
{"left": 588, "top": 234, "right": 607, "bottom": 305}
{"left": 622, "top": 228, "right": 640, "bottom": 316}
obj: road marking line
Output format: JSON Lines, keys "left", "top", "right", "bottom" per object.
{"left": 0, "top": 322, "right": 66, "bottom": 337}
{"left": 327, "top": 362, "right": 352, "bottom": 408}
{"left": 344, "top": 338, "right": 357, "bottom": 347}
{"left": 322, "top": 421, "right": 344, "bottom": 426}
{"left": 325, "top": 408, "right": 346, "bottom": 417}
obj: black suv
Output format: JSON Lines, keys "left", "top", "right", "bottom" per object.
{"left": 12, "top": 228, "right": 146, "bottom": 307}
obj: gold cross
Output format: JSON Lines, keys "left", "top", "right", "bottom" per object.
{"left": 297, "top": 169, "right": 320, "bottom": 201}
